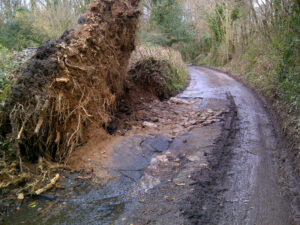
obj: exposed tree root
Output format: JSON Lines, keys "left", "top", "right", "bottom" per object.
{"left": 8, "top": 0, "right": 141, "bottom": 161}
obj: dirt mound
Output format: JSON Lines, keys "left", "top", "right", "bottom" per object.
{"left": 127, "top": 57, "right": 186, "bottom": 100}
{"left": 127, "top": 57, "right": 169, "bottom": 99}
{"left": 9, "top": 0, "right": 141, "bottom": 161}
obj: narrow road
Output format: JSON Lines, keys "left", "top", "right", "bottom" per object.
{"left": 182, "top": 66, "right": 292, "bottom": 224}
{"left": 4, "top": 66, "right": 295, "bottom": 225}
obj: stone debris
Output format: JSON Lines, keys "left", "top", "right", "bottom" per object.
{"left": 13, "top": 47, "right": 37, "bottom": 64}
{"left": 169, "top": 97, "right": 192, "bottom": 104}
{"left": 156, "top": 155, "right": 168, "bottom": 163}
{"left": 122, "top": 98, "right": 227, "bottom": 138}
{"left": 142, "top": 121, "right": 158, "bottom": 128}
{"left": 17, "top": 193, "right": 24, "bottom": 200}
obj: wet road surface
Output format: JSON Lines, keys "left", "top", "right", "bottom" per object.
{"left": 184, "top": 67, "right": 292, "bottom": 224}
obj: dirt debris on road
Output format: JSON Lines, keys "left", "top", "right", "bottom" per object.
{"left": 2, "top": 72, "right": 232, "bottom": 224}
{"left": 67, "top": 95, "right": 229, "bottom": 183}
{"left": 115, "top": 94, "right": 236, "bottom": 225}
{"left": 3, "top": 66, "right": 300, "bottom": 225}
{"left": 119, "top": 97, "right": 226, "bottom": 138}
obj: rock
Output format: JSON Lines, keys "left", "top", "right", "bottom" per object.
{"left": 141, "top": 136, "right": 171, "bottom": 154}
{"left": 120, "top": 170, "right": 142, "bottom": 182}
{"left": 143, "top": 121, "right": 158, "bottom": 128}
{"left": 17, "top": 193, "right": 24, "bottom": 200}
{"left": 187, "top": 155, "right": 200, "bottom": 162}
{"left": 169, "top": 97, "right": 191, "bottom": 104}
{"left": 156, "top": 154, "right": 168, "bottom": 163}
{"left": 206, "top": 109, "right": 214, "bottom": 113}
{"left": 13, "top": 47, "right": 37, "bottom": 64}
{"left": 189, "top": 120, "right": 197, "bottom": 125}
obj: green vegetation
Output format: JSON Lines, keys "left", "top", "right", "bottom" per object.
{"left": 0, "top": 0, "right": 90, "bottom": 50}
{"left": 186, "top": 0, "right": 300, "bottom": 152}
{"left": 165, "top": 61, "right": 187, "bottom": 94}
{"left": 138, "top": 0, "right": 299, "bottom": 153}
{"left": 0, "top": 44, "right": 13, "bottom": 106}
{"left": 139, "top": 0, "right": 194, "bottom": 53}
{"left": 0, "top": 45, "right": 15, "bottom": 162}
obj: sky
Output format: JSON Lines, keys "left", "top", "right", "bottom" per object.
{"left": 254, "top": 0, "right": 266, "bottom": 8}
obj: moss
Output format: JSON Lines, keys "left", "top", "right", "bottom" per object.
{"left": 165, "top": 62, "right": 188, "bottom": 95}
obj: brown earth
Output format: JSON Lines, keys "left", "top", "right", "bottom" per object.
{"left": 8, "top": 0, "right": 141, "bottom": 161}
{"left": 67, "top": 82, "right": 225, "bottom": 183}
{"left": 3, "top": 66, "right": 300, "bottom": 225}
{"left": 0, "top": 0, "right": 143, "bottom": 212}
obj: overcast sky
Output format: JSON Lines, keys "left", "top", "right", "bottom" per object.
{"left": 254, "top": 0, "right": 266, "bottom": 7}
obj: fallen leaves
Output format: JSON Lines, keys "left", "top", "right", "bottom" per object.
{"left": 156, "top": 155, "right": 168, "bottom": 163}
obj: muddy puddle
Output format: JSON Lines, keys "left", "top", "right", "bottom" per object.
{"left": 4, "top": 173, "right": 125, "bottom": 224}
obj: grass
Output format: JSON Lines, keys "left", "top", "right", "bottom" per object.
{"left": 0, "top": 45, "right": 14, "bottom": 106}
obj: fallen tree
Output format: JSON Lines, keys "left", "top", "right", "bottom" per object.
{"left": 8, "top": 0, "right": 141, "bottom": 161}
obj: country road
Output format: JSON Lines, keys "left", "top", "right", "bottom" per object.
{"left": 5, "top": 66, "right": 298, "bottom": 225}
{"left": 116, "top": 66, "right": 294, "bottom": 225}
{"left": 182, "top": 67, "right": 293, "bottom": 225}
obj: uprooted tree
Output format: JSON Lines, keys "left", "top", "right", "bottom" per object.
{"left": 6, "top": 0, "right": 141, "bottom": 161}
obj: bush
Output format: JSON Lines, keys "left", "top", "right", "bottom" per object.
{"left": 0, "top": 45, "right": 14, "bottom": 105}
{"left": 0, "top": 7, "right": 47, "bottom": 50}
{"left": 139, "top": 0, "right": 194, "bottom": 47}
{"left": 32, "top": 1, "right": 83, "bottom": 40}
{"left": 0, "top": 0, "right": 89, "bottom": 50}
{"left": 0, "top": 45, "right": 15, "bottom": 160}
{"left": 178, "top": 33, "right": 212, "bottom": 63}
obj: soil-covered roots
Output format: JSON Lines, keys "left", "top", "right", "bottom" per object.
{"left": 9, "top": 0, "right": 141, "bottom": 161}
{"left": 0, "top": 157, "right": 62, "bottom": 195}
{"left": 127, "top": 46, "right": 188, "bottom": 99}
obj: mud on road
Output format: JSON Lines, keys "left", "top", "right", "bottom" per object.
{"left": 116, "top": 67, "right": 299, "bottom": 225}
{"left": 3, "top": 66, "right": 300, "bottom": 225}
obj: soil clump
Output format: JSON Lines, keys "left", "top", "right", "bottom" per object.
{"left": 8, "top": 0, "right": 141, "bottom": 161}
